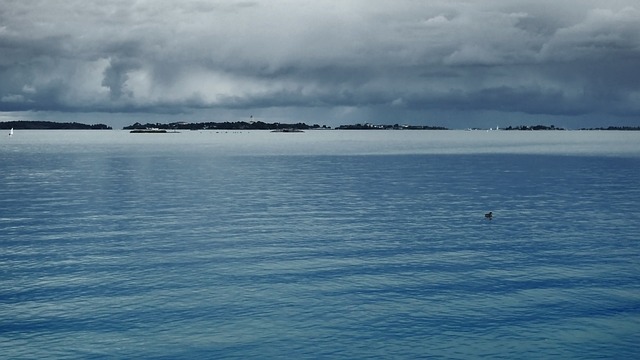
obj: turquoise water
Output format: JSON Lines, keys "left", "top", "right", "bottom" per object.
{"left": 1, "top": 131, "right": 639, "bottom": 358}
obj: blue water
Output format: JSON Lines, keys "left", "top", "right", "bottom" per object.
{"left": 2, "top": 131, "right": 640, "bottom": 359}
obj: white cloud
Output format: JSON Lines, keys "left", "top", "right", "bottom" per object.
{"left": 21, "top": 85, "right": 36, "bottom": 94}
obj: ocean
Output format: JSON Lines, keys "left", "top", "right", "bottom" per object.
{"left": 1, "top": 130, "right": 639, "bottom": 359}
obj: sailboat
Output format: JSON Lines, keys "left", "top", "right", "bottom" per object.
{"left": 8, "top": 128, "right": 13, "bottom": 137}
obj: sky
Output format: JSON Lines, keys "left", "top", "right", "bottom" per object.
{"left": 1, "top": 0, "right": 640, "bottom": 129}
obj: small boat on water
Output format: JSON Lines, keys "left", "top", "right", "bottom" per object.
{"left": 130, "top": 128, "right": 168, "bottom": 133}
{"left": 9, "top": 128, "right": 13, "bottom": 136}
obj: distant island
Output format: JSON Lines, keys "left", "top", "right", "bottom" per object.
{"left": 124, "top": 121, "right": 327, "bottom": 131}
{"left": 486, "top": 125, "right": 640, "bottom": 131}
{"left": 578, "top": 126, "right": 640, "bottom": 131}
{"left": 503, "top": 125, "right": 565, "bottom": 131}
{"left": 0, "top": 121, "right": 112, "bottom": 130}
{"left": 124, "top": 121, "right": 640, "bottom": 131}
{"left": 3, "top": 120, "right": 637, "bottom": 132}
{"left": 336, "top": 123, "right": 448, "bottom": 130}
{"left": 124, "top": 121, "right": 450, "bottom": 131}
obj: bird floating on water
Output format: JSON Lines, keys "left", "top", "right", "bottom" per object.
{"left": 485, "top": 212, "right": 493, "bottom": 220}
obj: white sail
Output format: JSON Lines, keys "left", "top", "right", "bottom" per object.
{"left": 9, "top": 128, "right": 13, "bottom": 136}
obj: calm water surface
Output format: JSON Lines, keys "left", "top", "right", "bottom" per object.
{"left": 1, "top": 131, "right": 639, "bottom": 359}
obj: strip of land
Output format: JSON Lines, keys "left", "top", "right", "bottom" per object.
{"left": 1, "top": 120, "right": 638, "bottom": 131}
{"left": 0, "top": 121, "right": 111, "bottom": 130}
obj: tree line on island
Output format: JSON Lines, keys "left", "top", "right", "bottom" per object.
{"left": 124, "top": 121, "right": 327, "bottom": 131}
{"left": 335, "top": 123, "right": 448, "bottom": 130}
{"left": 124, "top": 121, "right": 450, "bottom": 130}
{"left": 2, "top": 120, "right": 639, "bottom": 131}
{"left": 0, "top": 121, "right": 111, "bottom": 130}
{"left": 125, "top": 122, "right": 640, "bottom": 131}
{"left": 500, "top": 125, "right": 640, "bottom": 131}
{"left": 502, "top": 125, "right": 563, "bottom": 130}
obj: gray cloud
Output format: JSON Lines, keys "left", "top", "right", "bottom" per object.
{"left": 101, "top": 57, "right": 143, "bottom": 101}
{"left": 1, "top": 0, "right": 639, "bottom": 127}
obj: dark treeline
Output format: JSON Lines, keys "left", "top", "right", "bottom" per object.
{"left": 578, "top": 126, "right": 640, "bottom": 131}
{"left": 336, "top": 123, "right": 448, "bottom": 130}
{"left": 124, "top": 121, "right": 452, "bottom": 130}
{"left": 500, "top": 125, "right": 640, "bottom": 131}
{"left": 0, "top": 121, "right": 112, "bottom": 130}
{"left": 124, "top": 121, "right": 329, "bottom": 131}
{"left": 503, "top": 125, "right": 565, "bottom": 130}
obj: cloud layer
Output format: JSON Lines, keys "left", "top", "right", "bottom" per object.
{"left": 1, "top": 0, "right": 639, "bottom": 126}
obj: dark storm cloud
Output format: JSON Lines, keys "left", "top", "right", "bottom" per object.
{"left": 102, "top": 57, "right": 142, "bottom": 100}
{"left": 1, "top": 0, "right": 639, "bottom": 126}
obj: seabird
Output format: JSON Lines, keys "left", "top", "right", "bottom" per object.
{"left": 485, "top": 212, "right": 493, "bottom": 220}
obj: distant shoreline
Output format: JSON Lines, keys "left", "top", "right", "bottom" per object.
{"left": 2, "top": 120, "right": 639, "bottom": 131}
{"left": 0, "top": 121, "right": 111, "bottom": 130}
{"left": 122, "top": 121, "right": 640, "bottom": 131}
